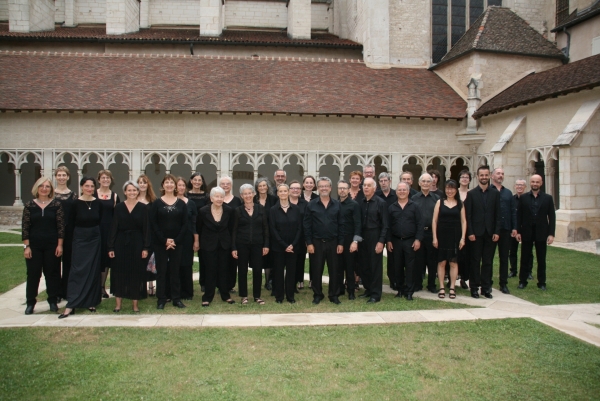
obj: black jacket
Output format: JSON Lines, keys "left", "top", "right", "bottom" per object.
{"left": 465, "top": 185, "right": 501, "bottom": 237}
{"left": 198, "top": 204, "right": 233, "bottom": 251}
{"left": 517, "top": 192, "right": 556, "bottom": 241}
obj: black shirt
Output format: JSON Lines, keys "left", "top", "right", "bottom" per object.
{"left": 149, "top": 198, "right": 188, "bottom": 245}
{"left": 72, "top": 198, "right": 103, "bottom": 228}
{"left": 375, "top": 188, "right": 398, "bottom": 207}
{"left": 360, "top": 195, "right": 389, "bottom": 243}
{"left": 339, "top": 197, "right": 362, "bottom": 241}
{"left": 303, "top": 197, "right": 345, "bottom": 245}
{"left": 21, "top": 199, "right": 65, "bottom": 245}
{"left": 411, "top": 191, "right": 440, "bottom": 229}
{"left": 495, "top": 185, "right": 517, "bottom": 231}
{"left": 269, "top": 203, "right": 302, "bottom": 252}
{"left": 387, "top": 199, "right": 424, "bottom": 241}
{"left": 232, "top": 204, "right": 270, "bottom": 249}
{"left": 527, "top": 192, "right": 542, "bottom": 219}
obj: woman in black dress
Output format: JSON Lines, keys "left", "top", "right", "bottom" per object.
{"left": 232, "top": 184, "right": 269, "bottom": 305}
{"left": 457, "top": 170, "right": 472, "bottom": 289}
{"left": 22, "top": 177, "right": 65, "bottom": 314}
{"left": 95, "top": 169, "right": 121, "bottom": 299}
{"left": 149, "top": 174, "right": 188, "bottom": 309}
{"left": 137, "top": 174, "right": 157, "bottom": 296}
{"left": 302, "top": 175, "right": 318, "bottom": 203}
{"left": 187, "top": 173, "right": 208, "bottom": 292}
{"left": 199, "top": 187, "right": 236, "bottom": 307}
{"left": 432, "top": 180, "right": 467, "bottom": 300}
{"left": 107, "top": 181, "right": 150, "bottom": 313}
{"left": 176, "top": 177, "right": 199, "bottom": 300}
{"left": 59, "top": 177, "right": 103, "bottom": 318}
{"left": 254, "top": 177, "right": 277, "bottom": 291}
{"left": 54, "top": 166, "right": 77, "bottom": 302}
{"left": 219, "top": 175, "right": 241, "bottom": 293}
{"left": 269, "top": 184, "right": 302, "bottom": 304}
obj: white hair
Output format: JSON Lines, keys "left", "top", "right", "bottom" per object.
{"left": 210, "top": 187, "right": 226, "bottom": 197}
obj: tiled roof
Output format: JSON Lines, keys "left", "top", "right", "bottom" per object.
{"left": 552, "top": 0, "right": 600, "bottom": 31}
{"left": 0, "top": 24, "right": 361, "bottom": 49}
{"left": 473, "top": 54, "right": 600, "bottom": 118}
{"left": 0, "top": 51, "right": 466, "bottom": 119}
{"left": 434, "top": 7, "right": 566, "bottom": 67}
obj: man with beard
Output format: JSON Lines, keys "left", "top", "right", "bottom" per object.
{"left": 358, "top": 177, "right": 389, "bottom": 303}
{"left": 274, "top": 169, "right": 287, "bottom": 187}
{"left": 337, "top": 180, "right": 362, "bottom": 300}
{"left": 400, "top": 171, "right": 418, "bottom": 197}
{"left": 491, "top": 168, "right": 517, "bottom": 294}
{"left": 465, "top": 166, "right": 500, "bottom": 299}
{"left": 375, "top": 172, "right": 398, "bottom": 290}
{"left": 516, "top": 175, "right": 555, "bottom": 291}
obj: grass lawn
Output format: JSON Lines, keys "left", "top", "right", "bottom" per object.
{"left": 0, "top": 247, "right": 25, "bottom": 294}
{"left": 0, "top": 232, "right": 21, "bottom": 244}
{"left": 1, "top": 319, "right": 599, "bottom": 400}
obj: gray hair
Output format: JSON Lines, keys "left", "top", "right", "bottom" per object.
{"left": 254, "top": 177, "right": 272, "bottom": 194}
{"left": 363, "top": 164, "right": 375, "bottom": 171}
{"left": 218, "top": 175, "right": 232, "bottom": 186}
{"left": 337, "top": 179, "right": 349, "bottom": 188}
{"left": 400, "top": 171, "right": 414, "bottom": 180}
{"left": 378, "top": 172, "right": 392, "bottom": 180}
{"left": 122, "top": 180, "right": 140, "bottom": 192}
{"left": 418, "top": 173, "right": 433, "bottom": 183}
{"left": 397, "top": 182, "right": 411, "bottom": 190}
{"left": 239, "top": 183, "right": 255, "bottom": 196}
{"left": 274, "top": 169, "right": 287, "bottom": 177}
{"left": 317, "top": 177, "right": 332, "bottom": 187}
{"left": 276, "top": 183, "right": 289, "bottom": 191}
{"left": 515, "top": 178, "right": 527, "bottom": 185}
{"left": 210, "top": 187, "right": 226, "bottom": 197}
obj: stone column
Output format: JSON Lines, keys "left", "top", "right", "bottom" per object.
{"left": 307, "top": 151, "right": 318, "bottom": 178}
{"left": 139, "top": 0, "right": 150, "bottom": 28}
{"left": 9, "top": 0, "right": 55, "bottom": 33}
{"left": 13, "top": 169, "right": 22, "bottom": 206}
{"left": 288, "top": 0, "right": 311, "bottom": 40}
{"left": 199, "top": 0, "right": 223, "bottom": 36}
{"left": 64, "top": 0, "right": 76, "bottom": 27}
{"left": 131, "top": 150, "right": 142, "bottom": 182}
{"left": 253, "top": 169, "right": 258, "bottom": 182}
{"left": 466, "top": 78, "right": 481, "bottom": 134}
{"left": 106, "top": 0, "right": 140, "bottom": 35}
{"left": 77, "top": 169, "right": 83, "bottom": 189}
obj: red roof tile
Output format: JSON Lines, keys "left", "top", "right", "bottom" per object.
{"left": 0, "top": 52, "right": 466, "bottom": 119}
{"left": 0, "top": 25, "right": 361, "bottom": 49}
{"left": 473, "top": 54, "right": 600, "bottom": 118}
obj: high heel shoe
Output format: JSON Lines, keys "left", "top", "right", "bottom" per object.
{"left": 101, "top": 287, "right": 109, "bottom": 299}
{"left": 58, "top": 309, "right": 75, "bottom": 319}
{"left": 88, "top": 307, "right": 96, "bottom": 313}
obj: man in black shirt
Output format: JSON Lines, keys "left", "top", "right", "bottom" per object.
{"left": 400, "top": 171, "right": 419, "bottom": 197}
{"left": 387, "top": 182, "right": 423, "bottom": 300}
{"left": 491, "top": 168, "right": 517, "bottom": 294}
{"left": 337, "top": 180, "right": 362, "bottom": 300}
{"left": 509, "top": 179, "right": 530, "bottom": 279}
{"left": 411, "top": 173, "right": 439, "bottom": 293}
{"left": 304, "top": 177, "right": 344, "bottom": 304}
{"left": 375, "top": 172, "right": 398, "bottom": 290}
{"left": 358, "top": 177, "right": 388, "bottom": 303}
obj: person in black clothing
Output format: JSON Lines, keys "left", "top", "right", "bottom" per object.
{"left": 428, "top": 169, "right": 444, "bottom": 198}
{"left": 53, "top": 166, "right": 77, "bottom": 302}
{"left": 176, "top": 177, "right": 199, "bottom": 300}
{"left": 304, "top": 177, "right": 345, "bottom": 305}
{"left": 59, "top": 177, "right": 103, "bottom": 318}
{"left": 270, "top": 184, "right": 302, "bottom": 303}
{"left": 376, "top": 172, "right": 398, "bottom": 291}
{"left": 289, "top": 180, "right": 309, "bottom": 290}
{"left": 254, "top": 177, "right": 278, "bottom": 291}
{"left": 465, "top": 166, "right": 501, "bottom": 299}
{"left": 509, "top": 179, "right": 529, "bottom": 279}
{"left": 232, "top": 184, "right": 270, "bottom": 305}
{"left": 108, "top": 181, "right": 150, "bottom": 313}
{"left": 137, "top": 174, "right": 157, "bottom": 296}
{"left": 149, "top": 174, "right": 188, "bottom": 309}
{"left": 348, "top": 171, "right": 365, "bottom": 204}
{"left": 219, "top": 176, "right": 242, "bottom": 293}
{"left": 457, "top": 170, "right": 472, "bottom": 289}
{"left": 358, "top": 177, "right": 388, "bottom": 303}
{"left": 516, "top": 174, "right": 556, "bottom": 291}
{"left": 491, "top": 168, "right": 517, "bottom": 294}
{"left": 337, "top": 180, "right": 362, "bottom": 300}
{"left": 387, "top": 182, "right": 423, "bottom": 300}
{"left": 95, "top": 169, "right": 120, "bottom": 299}
{"left": 187, "top": 172, "right": 209, "bottom": 292}
{"left": 400, "top": 171, "right": 419, "bottom": 197}
{"left": 199, "top": 187, "right": 236, "bottom": 306}
{"left": 22, "top": 177, "right": 65, "bottom": 315}
{"left": 301, "top": 175, "right": 318, "bottom": 203}
{"left": 412, "top": 173, "right": 440, "bottom": 293}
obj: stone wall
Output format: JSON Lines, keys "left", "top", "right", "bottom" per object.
{"left": 106, "top": 0, "right": 139, "bottom": 35}
{"left": 288, "top": 0, "right": 311, "bottom": 39}
{"left": 311, "top": 2, "right": 328, "bottom": 30}
{"left": 0, "top": 0, "right": 8, "bottom": 21}
{"left": 54, "top": 0, "right": 65, "bottom": 23}
{"left": 556, "top": 17, "right": 600, "bottom": 62}
{"left": 77, "top": 0, "right": 106, "bottom": 24}
{"left": 389, "top": 0, "right": 430, "bottom": 67}
{"left": 505, "top": 0, "right": 555, "bottom": 39}
{"left": 0, "top": 207, "right": 22, "bottom": 226}
{"left": 225, "top": 0, "right": 287, "bottom": 28}
{"left": 149, "top": 0, "right": 200, "bottom": 26}
{"left": 8, "top": 0, "right": 55, "bottom": 32}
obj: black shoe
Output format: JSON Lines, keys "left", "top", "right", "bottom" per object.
{"left": 528, "top": 274, "right": 534, "bottom": 280}
{"left": 312, "top": 298, "right": 321, "bottom": 305}
{"left": 56, "top": 297, "right": 62, "bottom": 303}
{"left": 390, "top": 284, "right": 397, "bottom": 291}
{"left": 482, "top": 292, "right": 493, "bottom": 299}
{"left": 330, "top": 297, "right": 341, "bottom": 305}
{"left": 201, "top": 286, "right": 206, "bottom": 292}
{"left": 276, "top": 300, "right": 283, "bottom": 304}
{"left": 25, "top": 305, "right": 34, "bottom": 315}
{"left": 427, "top": 286, "right": 437, "bottom": 294}
{"left": 173, "top": 301, "right": 186, "bottom": 308}
{"left": 460, "top": 279, "right": 469, "bottom": 289}
{"left": 48, "top": 303, "right": 58, "bottom": 312}
{"left": 226, "top": 299, "right": 236, "bottom": 304}
{"left": 113, "top": 308, "right": 120, "bottom": 313}
{"left": 413, "top": 286, "right": 423, "bottom": 292}
{"left": 508, "top": 271, "right": 517, "bottom": 278}
{"left": 288, "top": 299, "right": 296, "bottom": 304}
{"left": 358, "top": 292, "right": 370, "bottom": 298}
{"left": 394, "top": 292, "right": 403, "bottom": 298}
{"left": 538, "top": 284, "right": 547, "bottom": 291}
{"left": 471, "top": 292, "right": 480, "bottom": 299}
{"left": 500, "top": 285, "right": 510, "bottom": 294}
{"left": 157, "top": 303, "right": 166, "bottom": 310}
{"left": 367, "top": 297, "right": 379, "bottom": 303}
{"left": 517, "top": 283, "right": 526, "bottom": 289}
{"left": 348, "top": 293, "right": 356, "bottom": 300}
{"left": 406, "top": 293, "right": 413, "bottom": 301}
{"left": 265, "top": 280, "right": 273, "bottom": 291}
{"left": 102, "top": 287, "right": 109, "bottom": 299}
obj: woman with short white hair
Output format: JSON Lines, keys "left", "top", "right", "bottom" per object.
{"left": 219, "top": 175, "right": 242, "bottom": 292}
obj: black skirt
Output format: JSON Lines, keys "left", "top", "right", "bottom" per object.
{"left": 66, "top": 226, "right": 102, "bottom": 308}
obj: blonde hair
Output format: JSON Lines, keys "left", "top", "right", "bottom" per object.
{"left": 31, "top": 177, "right": 54, "bottom": 198}
{"left": 137, "top": 174, "right": 157, "bottom": 202}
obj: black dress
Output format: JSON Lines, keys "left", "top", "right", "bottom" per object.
{"left": 180, "top": 198, "right": 198, "bottom": 300}
{"left": 141, "top": 201, "right": 156, "bottom": 282}
{"left": 187, "top": 192, "right": 208, "bottom": 288}
{"left": 437, "top": 201, "right": 462, "bottom": 263}
{"left": 54, "top": 191, "right": 78, "bottom": 299}
{"left": 95, "top": 191, "right": 121, "bottom": 271}
{"left": 224, "top": 196, "right": 242, "bottom": 290}
{"left": 66, "top": 199, "right": 103, "bottom": 309}
{"left": 107, "top": 202, "right": 151, "bottom": 300}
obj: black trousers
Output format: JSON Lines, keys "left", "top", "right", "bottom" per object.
{"left": 469, "top": 234, "right": 497, "bottom": 293}
{"left": 392, "top": 237, "right": 417, "bottom": 295}
{"left": 497, "top": 229, "right": 512, "bottom": 287}
{"left": 338, "top": 235, "right": 356, "bottom": 295}
{"left": 179, "top": 263, "right": 194, "bottom": 299}
{"left": 386, "top": 248, "right": 396, "bottom": 288}
{"left": 60, "top": 229, "right": 74, "bottom": 299}
{"left": 416, "top": 231, "right": 437, "bottom": 290}
{"left": 458, "top": 238, "right": 470, "bottom": 282}
{"left": 510, "top": 238, "right": 534, "bottom": 276}
{"left": 237, "top": 243, "right": 263, "bottom": 299}
{"left": 295, "top": 242, "right": 307, "bottom": 284}
{"left": 154, "top": 246, "right": 183, "bottom": 304}
{"left": 312, "top": 239, "right": 339, "bottom": 300}
{"left": 198, "top": 250, "right": 206, "bottom": 287}
{"left": 360, "top": 228, "right": 383, "bottom": 300}
{"left": 520, "top": 227, "right": 547, "bottom": 287}
{"left": 272, "top": 251, "right": 297, "bottom": 302}
{"left": 202, "top": 246, "right": 231, "bottom": 303}
{"left": 227, "top": 254, "right": 238, "bottom": 291}
{"left": 26, "top": 244, "right": 61, "bottom": 305}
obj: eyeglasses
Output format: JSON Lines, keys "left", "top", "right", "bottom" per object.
{"left": 290, "top": 187, "right": 301, "bottom": 190}
{"left": 338, "top": 187, "right": 349, "bottom": 191}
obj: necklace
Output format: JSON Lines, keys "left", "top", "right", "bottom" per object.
{"left": 280, "top": 203, "right": 290, "bottom": 209}
{"left": 37, "top": 199, "right": 48, "bottom": 204}
{"left": 84, "top": 201, "right": 92, "bottom": 210}
{"left": 244, "top": 204, "right": 253, "bottom": 212}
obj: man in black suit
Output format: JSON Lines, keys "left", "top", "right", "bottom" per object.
{"left": 516, "top": 174, "right": 556, "bottom": 291}
{"left": 465, "top": 166, "right": 501, "bottom": 299}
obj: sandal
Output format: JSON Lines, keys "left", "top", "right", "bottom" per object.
{"left": 242, "top": 298, "right": 248, "bottom": 305}
{"left": 202, "top": 302, "right": 209, "bottom": 307}
{"left": 255, "top": 298, "right": 265, "bottom": 305}
{"left": 438, "top": 289, "right": 445, "bottom": 299}
{"left": 88, "top": 307, "right": 96, "bottom": 312}
{"left": 449, "top": 288, "right": 456, "bottom": 299}
{"left": 226, "top": 299, "right": 235, "bottom": 304}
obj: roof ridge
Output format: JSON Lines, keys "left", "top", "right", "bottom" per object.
{"left": 0, "top": 50, "right": 364, "bottom": 64}
{"left": 472, "top": 7, "right": 492, "bottom": 49}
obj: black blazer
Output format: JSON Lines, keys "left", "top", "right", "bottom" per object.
{"left": 198, "top": 204, "right": 233, "bottom": 251}
{"left": 465, "top": 185, "right": 501, "bottom": 237}
{"left": 517, "top": 192, "right": 556, "bottom": 242}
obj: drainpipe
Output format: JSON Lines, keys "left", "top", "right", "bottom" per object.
{"left": 562, "top": 26, "right": 571, "bottom": 60}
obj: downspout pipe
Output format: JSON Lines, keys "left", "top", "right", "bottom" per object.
{"left": 562, "top": 26, "right": 571, "bottom": 61}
